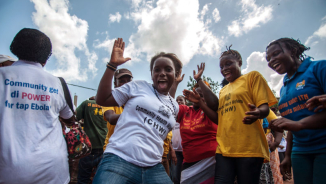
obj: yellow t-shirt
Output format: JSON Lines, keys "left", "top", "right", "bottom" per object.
{"left": 102, "top": 106, "right": 124, "bottom": 151}
{"left": 216, "top": 71, "right": 278, "bottom": 161}
{"left": 163, "top": 131, "right": 173, "bottom": 158}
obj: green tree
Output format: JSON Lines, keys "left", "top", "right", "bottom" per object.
{"left": 186, "top": 75, "right": 220, "bottom": 94}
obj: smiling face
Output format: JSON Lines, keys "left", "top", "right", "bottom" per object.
{"left": 219, "top": 55, "right": 242, "bottom": 83}
{"left": 176, "top": 96, "right": 186, "bottom": 105}
{"left": 266, "top": 43, "right": 296, "bottom": 75}
{"left": 151, "top": 57, "right": 176, "bottom": 95}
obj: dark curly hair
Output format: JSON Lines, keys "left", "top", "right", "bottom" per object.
{"left": 220, "top": 45, "right": 242, "bottom": 63}
{"left": 10, "top": 28, "right": 52, "bottom": 64}
{"left": 150, "top": 52, "right": 183, "bottom": 77}
{"left": 266, "top": 38, "right": 310, "bottom": 61}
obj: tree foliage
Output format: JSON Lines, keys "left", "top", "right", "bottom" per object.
{"left": 187, "top": 75, "right": 220, "bottom": 94}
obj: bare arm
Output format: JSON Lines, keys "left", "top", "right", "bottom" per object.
{"left": 169, "top": 69, "right": 184, "bottom": 98}
{"left": 104, "top": 110, "right": 121, "bottom": 125}
{"left": 243, "top": 103, "right": 269, "bottom": 124}
{"left": 269, "top": 130, "right": 283, "bottom": 152}
{"left": 96, "top": 38, "right": 131, "bottom": 106}
{"left": 280, "top": 131, "right": 292, "bottom": 176}
{"left": 193, "top": 63, "right": 219, "bottom": 111}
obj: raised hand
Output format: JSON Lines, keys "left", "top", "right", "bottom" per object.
{"left": 243, "top": 104, "right": 260, "bottom": 124}
{"left": 175, "top": 69, "right": 185, "bottom": 84}
{"left": 110, "top": 38, "right": 131, "bottom": 67}
{"left": 183, "top": 89, "right": 200, "bottom": 103}
{"left": 306, "top": 94, "right": 326, "bottom": 112}
{"left": 193, "top": 63, "right": 205, "bottom": 81}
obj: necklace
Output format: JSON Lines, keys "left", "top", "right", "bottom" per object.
{"left": 153, "top": 86, "right": 177, "bottom": 120}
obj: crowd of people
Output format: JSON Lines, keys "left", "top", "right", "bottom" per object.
{"left": 0, "top": 28, "right": 325, "bottom": 184}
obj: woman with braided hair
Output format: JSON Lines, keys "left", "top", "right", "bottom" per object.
{"left": 201, "top": 46, "right": 278, "bottom": 184}
{"left": 266, "top": 38, "right": 326, "bottom": 184}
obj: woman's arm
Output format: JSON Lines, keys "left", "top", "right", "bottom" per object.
{"left": 193, "top": 63, "right": 219, "bottom": 111}
{"left": 243, "top": 103, "right": 269, "bottom": 124}
{"left": 169, "top": 69, "right": 184, "bottom": 98}
{"left": 280, "top": 131, "right": 293, "bottom": 176}
{"left": 96, "top": 38, "right": 131, "bottom": 106}
{"left": 183, "top": 89, "right": 218, "bottom": 124}
{"left": 104, "top": 110, "right": 121, "bottom": 125}
{"left": 269, "top": 131, "right": 283, "bottom": 152}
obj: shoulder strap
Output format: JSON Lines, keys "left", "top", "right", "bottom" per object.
{"left": 58, "top": 77, "right": 74, "bottom": 113}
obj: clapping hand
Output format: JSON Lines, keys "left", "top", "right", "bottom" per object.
{"left": 193, "top": 63, "right": 205, "bottom": 81}
{"left": 110, "top": 38, "right": 131, "bottom": 67}
{"left": 183, "top": 88, "right": 200, "bottom": 104}
{"left": 306, "top": 94, "right": 326, "bottom": 112}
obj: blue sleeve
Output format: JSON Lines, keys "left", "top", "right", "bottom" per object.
{"left": 314, "top": 60, "right": 326, "bottom": 93}
{"left": 263, "top": 118, "right": 269, "bottom": 128}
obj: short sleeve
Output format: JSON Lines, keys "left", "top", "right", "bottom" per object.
{"left": 266, "top": 109, "right": 277, "bottom": 122}
{"left": 250, "top": 71, "right": 278, "bottom": 107}
{"left": 177, "top": 105, "right": 188, "bottom": 122}
{"left": 314, "top": 60, "right": 326, "bottom": 93}
{"left": 111, "top": 81, "right": 135, "bottom": 107}
{"left": 59, "top": 103, "right": 74, "bottom": 119}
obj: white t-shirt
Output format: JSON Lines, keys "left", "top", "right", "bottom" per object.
{"left": 105, "top": 80, "right": 178, "bottom": 167}
{"left": 172, "top": 122, "right": 183, "bottom": 151}
{"left": 0, "top": 60, "right": 73, "bottom": 184}
{"left": 278, "top": 137, "right": 287, "bottom": 153}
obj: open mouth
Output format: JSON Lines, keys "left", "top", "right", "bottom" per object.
{"left": 223, "top": 71, "right": 232, "bottom": 79}
{"left": 272, "top": 62, "right": 281, "bottom": 71}
{"left": 158, "top": 80, "right": 168, "bottom": 89}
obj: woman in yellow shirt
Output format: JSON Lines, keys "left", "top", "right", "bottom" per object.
{"left": 194, "top": 47, "right": 277, "bottom": 184}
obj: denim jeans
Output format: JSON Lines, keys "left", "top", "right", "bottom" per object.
{"left": 291, "top": 148, "right": 326, "bottom": 184}
{"left": 214, "top": 154, "right": 264, "bottom": 184}
{"left": 77, "top": 149, "right": 103, "bottom": 184}
{"left": 170, "top": 151, "right": 183, "bottom": 184}
{"left": 93, "top": 153, "right": 173, "bottom": 184}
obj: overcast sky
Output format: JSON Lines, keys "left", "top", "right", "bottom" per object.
{"left": 1, "top": 0, "right": 325, "bottom": 106}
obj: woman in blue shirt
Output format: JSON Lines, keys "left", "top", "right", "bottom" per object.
{"left": 265, "top": 38, "right": 326, "bottom": 184}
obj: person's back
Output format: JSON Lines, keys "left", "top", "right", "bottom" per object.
{"left": 76, "top": 99, "right": 108, "bottom": 149}
{"left": 0, "top": 61, "right": 73, "bottom": 183}
{"left": 0, "top": 28, "right": 73, "bottom": 184}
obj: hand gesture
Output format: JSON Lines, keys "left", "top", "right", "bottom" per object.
{"left": 169, "top": 150, "right": 178, "bottom": 165}
{"left": 193, "top": 63, "right": 205, "bottom": 81}
{"left": 306, "top": 94, "right": 326, "bottom": 112}
{"left": 280, "top": 156, "right": 292, "bottom": 179}
{"left": 269, "top": 142, "right": 278, "bottom": 152}
{"left": 183, "top": 89, "right": 200, "bottom": 103}
{"left": 243, "top": 104, "right": 260, "bottom": 124}
{"left": 110, "top": 38, "right": 131, "bottom": 66}
{"left": 269, "top": 117, "right": 302, "bottom": 132}
{"left": 175, "top": 69, "right": 185, "bottom": 84}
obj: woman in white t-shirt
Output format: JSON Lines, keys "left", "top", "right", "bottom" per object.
{"left": 0, "top": 28, "right": 74, "bottom": 184}
{"left": 94, "top": 38, "right": 183, "bottom": 184}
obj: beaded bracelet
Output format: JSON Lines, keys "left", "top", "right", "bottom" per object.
{"left": 106, "top": 62, "right": 117, "bottom": 71}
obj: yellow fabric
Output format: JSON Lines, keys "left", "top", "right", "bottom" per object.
{"left": 216, "top": 71, "right": 278, "bottom": 161}
{"left": 163, "top": 131, "right": 173, "bottom": 157}
{"left": 102, "top": 106, "right": 124, "bottom": 151}
{"left": 265, "top": 110, "right": 278, "bottom": 135}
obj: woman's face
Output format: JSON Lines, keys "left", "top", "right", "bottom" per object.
{"left": 219, "top": 55, "right": 242, "bottom": 83}
{"left": 176, "top": 96, "right": 186, "bottom": 105}
{"left": 266, "top": 43, "right": 295, "bottom": 75}
{"left": 151, "top": 57, "right": 176, "bottom": 95}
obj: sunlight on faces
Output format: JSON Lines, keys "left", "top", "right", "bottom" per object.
{"left": 219, "top": 55, "right": 242, "bottom": 83}
{"left": 115, "top": 76, "right": 132, "bottom": 87}
{"left": 31, "top": 0, "right": 98, "bottom": 82}
{"left": 151, "top": 57, "right": 175, "bottom": 95}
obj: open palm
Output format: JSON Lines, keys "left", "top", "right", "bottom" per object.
{"left": 110, "top": 38, "right": 131, "bottom": 66}
{"left": 193, "top": 63, "right": 205, "bottom": 81}
{"left": 183, "top": 89, "right": 200, "bottom": 103}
